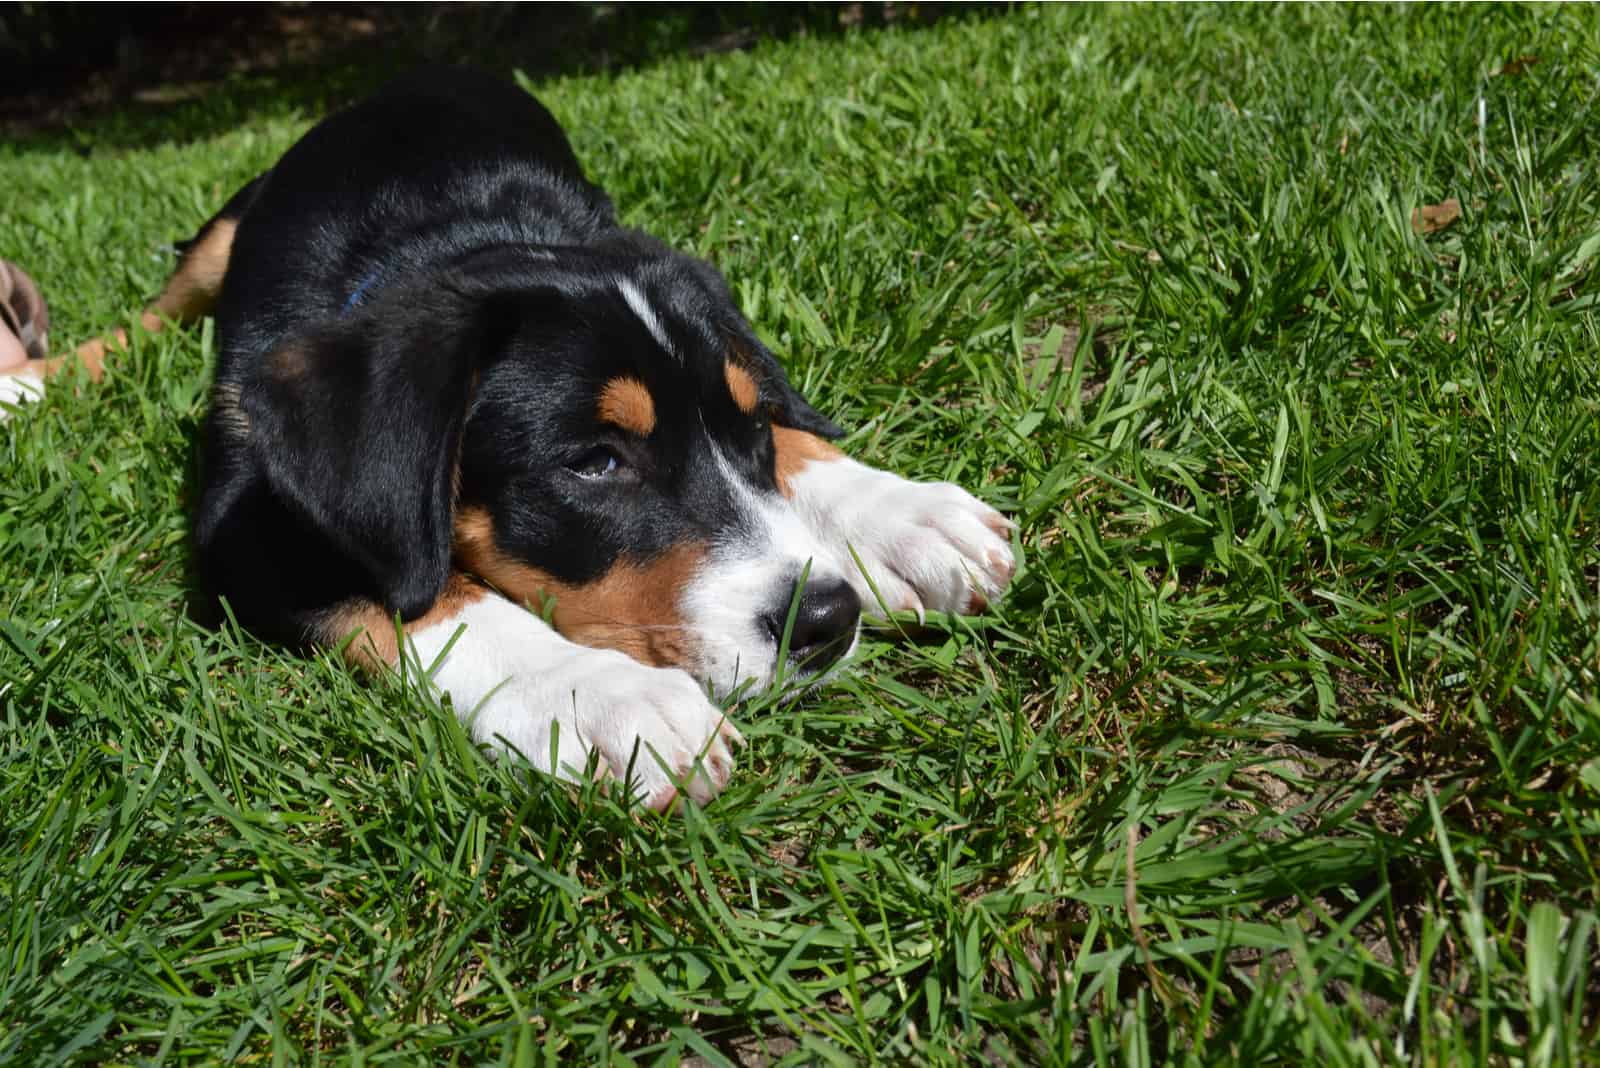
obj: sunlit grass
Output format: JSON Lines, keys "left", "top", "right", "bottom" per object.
{"left": 3, "top": 5, "right": 1597, "bottom": 1063}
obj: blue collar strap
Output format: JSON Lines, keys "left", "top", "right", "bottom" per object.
{"left": 343, "top": 269, "right": 382, "bottom": 313}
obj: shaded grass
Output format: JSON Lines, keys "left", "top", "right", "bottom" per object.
{"left": 2, "top": 4, "right": 1598, "bottom": 1064}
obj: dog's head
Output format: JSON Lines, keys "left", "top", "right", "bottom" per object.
{"left": 243, "top": 240, "right": 861, "bottom": 694}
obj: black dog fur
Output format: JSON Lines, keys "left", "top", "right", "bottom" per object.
{"left": 192, "top": 67, "right": 841, "bottom": 648}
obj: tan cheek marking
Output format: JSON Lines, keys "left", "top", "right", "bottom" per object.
{"left": 724, "top": 361, "right": 760, "bottom": 414}
{"left": 773, "top": 426, "right": 845, "bottom": 497}
{"left": 454, "top": 506, "right": 703, "bottom": 668}
{"left": 597, "top": 376, "right": 656, "bottom": 437}
{"left": 316, "top": 573, "right": 490, "bottom": 671}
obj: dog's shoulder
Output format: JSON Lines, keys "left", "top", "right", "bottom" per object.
{"left": 214, "top": 68, "right": 614, "bottom": 362}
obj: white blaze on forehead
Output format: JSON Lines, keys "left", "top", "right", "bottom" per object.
{"left": 616, "top": 277, "right": 675, "bottom": 357}
{"left": 707, "top": 434, "right": 832, "bottom": 566}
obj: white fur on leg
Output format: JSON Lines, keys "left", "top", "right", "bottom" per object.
{"left": 785, "top": 456, "right": 1016, "bottom": 617}
{"left": 407, "top": 593, "right": 739, "bottom": 809}
{"left": 0, "top": 372, "right": 44, "bottom": 420}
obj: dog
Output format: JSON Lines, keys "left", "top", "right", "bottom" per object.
{"left": 0, "top": 68, "right": 1015, "bottom": 810}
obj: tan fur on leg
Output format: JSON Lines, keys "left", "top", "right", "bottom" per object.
{"left": 36, "top": 218, "right": 237, "bottom": 385}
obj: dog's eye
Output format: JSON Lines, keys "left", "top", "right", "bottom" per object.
{"left": 568, "top": 446, "right": 623, "bottom": 480}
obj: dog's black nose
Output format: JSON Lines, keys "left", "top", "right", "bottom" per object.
{"left": 762, "top": 577, "right": 861, "bottom": 673}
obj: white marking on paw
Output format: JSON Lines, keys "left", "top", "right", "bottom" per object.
{"left": 785, "top": 457, "right": 1016, "bottom": 617}
{"left": 408, "top": 593, "right": 738, "bottom": 809}
{"left": 0, "top": 372, "right": 44, "bottom": 420}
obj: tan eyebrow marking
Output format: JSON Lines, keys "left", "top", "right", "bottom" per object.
{"left": 597, "top": 376, "right": 656, "bottom": 436}
{"left": 724, "top": 360, "right": 760, "bottom": 414}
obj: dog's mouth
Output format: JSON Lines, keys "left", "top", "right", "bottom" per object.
{"left": 783, "top": 639, "right": 860, "bottom": 698}
{"left": 682, "top": 620, "right": 859, "bottom": 704}
{"left": 792, "top": 632, "right": 854, "bottom": 674}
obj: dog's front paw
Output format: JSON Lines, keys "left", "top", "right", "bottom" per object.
{"left": 414, "top": 594, "right": 741, "bottom": 810}
{"left": 851, "top": 478, "right": 1015, "bottom": 616}
{"left": 541, "top": 649, "right": 740, "bottom": 811}
{"left": 796, "top": 462, "right": 1015, "bottom": 617}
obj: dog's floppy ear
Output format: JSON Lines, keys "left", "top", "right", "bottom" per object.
{"left": 241, "top": 283, "right": 516, "bottom": 620}
{"left": 770, "top": 375, "right": 845, "bottom": 439}
{"left": 733, "top": 329, "right": 845, "bottom": 440}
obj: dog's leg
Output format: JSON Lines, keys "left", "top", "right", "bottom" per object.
{"left": 48, "top": 216, "right": 238, "bottom": 383}
{"left": 773, "top": 428, "right": 1017, "bottom": 617}
{"left": 2, "top": 176, "right": 262, "bottom": 417}
{"left": 315, "top": 574, "right": 740, "bottom": 811}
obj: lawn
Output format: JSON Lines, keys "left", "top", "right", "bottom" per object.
{"left": 2, "top": 4, "right": 1598, "bottom": 1064}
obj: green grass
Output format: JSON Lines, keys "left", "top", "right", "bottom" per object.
{"left": 4, "top": 4, "right": 1599, "bottom": 1063}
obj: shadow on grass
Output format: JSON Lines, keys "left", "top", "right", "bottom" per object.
{"left": 2, "top": 2, "right": 1004, "bottom": 153}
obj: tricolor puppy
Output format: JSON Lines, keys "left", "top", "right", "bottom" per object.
{"left": 0, "top": 69, "right": 1015, "bottom": 809}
